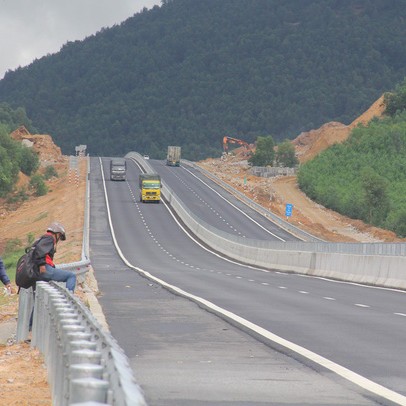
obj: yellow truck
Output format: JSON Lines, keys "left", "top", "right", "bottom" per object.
{"left": 139, "top": 174, "right": 161, "bottom": 203}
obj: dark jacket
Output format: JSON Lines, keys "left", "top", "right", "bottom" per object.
{"left": 33, "top": 233, "right": 57, "bottom": 268}
{"left": 0, "top": 257, "right": 10, "bottom": 286}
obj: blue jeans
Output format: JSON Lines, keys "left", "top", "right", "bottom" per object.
{"left": 41, "top": 264, "right": 76, "bottom": 292}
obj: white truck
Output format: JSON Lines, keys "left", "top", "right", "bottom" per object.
{"left": 166, "top": 146, "right": 181, "bottom": 166}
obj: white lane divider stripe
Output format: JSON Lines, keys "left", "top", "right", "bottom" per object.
{"left": 103, "top": 158, "right": 406, "bottom": 406}
{"left": 131, "top": 266, "right": 406, "bottom": 406}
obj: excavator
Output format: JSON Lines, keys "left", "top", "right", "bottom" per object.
{"left": 222, "top": 136, "right": 251, "bottom": 154}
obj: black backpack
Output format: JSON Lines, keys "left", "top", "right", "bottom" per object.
{"left": 15, "top": 244, "right": 40, "bottom": 290}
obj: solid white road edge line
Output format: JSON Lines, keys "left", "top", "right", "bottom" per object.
{"left": 100, "top": 158, "right": 406, "bottom": 406}
{"left": 182, "top": 165, "right": 286, "bottom": 241}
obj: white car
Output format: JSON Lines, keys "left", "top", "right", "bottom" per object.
{"left": 143, "top": 155, "right": 150, "bottom": 160}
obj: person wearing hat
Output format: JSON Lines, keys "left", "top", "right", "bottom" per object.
{"left": 0, "top": 256, "right": 13, "bottom": 294}
{"left": 34, "top": 222, "right": 76, "bottom": 292}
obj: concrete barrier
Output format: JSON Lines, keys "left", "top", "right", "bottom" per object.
{"left": 127, "top": 151, "right": 406, "bottom": 290}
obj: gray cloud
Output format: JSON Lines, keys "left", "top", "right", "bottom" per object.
{"left": 0, "top": 0, "right": 160, "bottom": 78}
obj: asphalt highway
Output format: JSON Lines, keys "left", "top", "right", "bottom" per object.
{"left": 89, "top": 156, "right": 406, "bottom": 405}
{"left": 147, "top": 158, "right": 298, "bottom": 242}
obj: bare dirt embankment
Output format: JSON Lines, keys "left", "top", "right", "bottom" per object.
{"left": 0, "top": 128, "right": 87, "bottom": 405}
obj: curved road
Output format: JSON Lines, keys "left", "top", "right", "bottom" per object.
{"left": 146, "top": 158, "right": 298, "bottom": 242}
{"left": 90, "top": 156, "right": 406, "bottom": 405}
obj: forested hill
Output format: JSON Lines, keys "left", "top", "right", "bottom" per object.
{"left": 1, "top": 0, "right": 406, "bottom": 160}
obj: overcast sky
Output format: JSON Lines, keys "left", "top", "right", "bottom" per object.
{"left": 0, "top": 0, "right": 161, "bottom": 79}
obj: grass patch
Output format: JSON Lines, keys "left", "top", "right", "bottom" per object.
{"left": 34, "top": 211, "right": 48, "bottom": 222}
{"left": 2, "top": 249, "right": 25, "bottom": 284}
{"left": 1, "top": 235, "right": 32, "bottom": 289}
{"left": 0, "top": 249, "right": 24, "bottom": 307}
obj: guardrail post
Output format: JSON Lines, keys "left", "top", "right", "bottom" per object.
{"left": 29, "top": 273, "right": 147, "bottom": 405}
{"left": 16, "top": 287, "right": 34, "bottom": 342}
{"left": 54, "top": 323, "right": 86, "bottom": 406}
{"left": 69, "top": 377, "right": 109, "bottom": 404}
{"left": 68, "top": 363, "right": 104, "bottom": 401}
{"left": 62, "top": 341, "right": 99, "bottom": 405}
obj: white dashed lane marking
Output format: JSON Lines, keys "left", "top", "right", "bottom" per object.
{"left": 171, "top": 172, "right": 246, "bottom": 237}
{"left": 128, "top": 181, "right": 406, "bottom": 322}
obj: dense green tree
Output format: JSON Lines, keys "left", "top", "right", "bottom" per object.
{"left": 248, "top": 136, "right": 275, "bottom": 166}
{"left": 360, "top": 167, "right": 390, "bottom": 225}
{"left": 0, "top": 103, "right": 36, "bottom": 133}
{"left": 18, "top": 146, "right": 39, "bottom": 176}
{"left": 0, "top": 0, "right": 406, "bottom": 159}
{"left": 0, "top": 126, "right": 20, "bottom": 195}
{"left": 386, "top": 209, "right": 406, "bottom": 238}
{"left": 0, "top": 108, "right": 40, "bottom": 196}
{"left": 384, "top": 77, "right": 406, "bottom": 117}
{"left": 275, "top": 140, "right": 299, "bottom": 167}
{"left": 29, "top": 174, "right": 48, "bottom": 197}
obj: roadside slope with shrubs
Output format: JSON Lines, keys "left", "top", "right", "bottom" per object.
{"left": 298, "top": 79, "right": 406, "bottom": 237}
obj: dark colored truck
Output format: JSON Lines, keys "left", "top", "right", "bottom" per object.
{"left": 110, "top": 158, "right": 127, "bottom": 181}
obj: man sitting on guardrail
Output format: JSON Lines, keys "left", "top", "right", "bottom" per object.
{"left": 34, "top": 222, "right": 76, "bottom": 292}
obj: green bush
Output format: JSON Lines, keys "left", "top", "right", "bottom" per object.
{"left": 19, "top": 146, "right": 39, "bottom": 175}
{"left": 6, "top": 187, "right": 29, "bottom": 204}
{"left": 0, "top": 124, "right": 40, "bottom": 196}
{"left": 298, "top": 111, "right": 406, "bottom": 236}
{"left": 276, "top": 140, "right": 299, "bottom": 167}
{"left": 43, "top": 165, "right": 58, "bottom": 180}
{"left": 29, "top": 174, "right": 48, "bottom": 196}
{"left": 1, "top": 248, "right": 26, "bottom": 285}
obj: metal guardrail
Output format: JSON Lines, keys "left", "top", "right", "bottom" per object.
{"left": 16, "top": 155, "right": 147, "bottom": 405}
{"left": 30, "top": 281, "right": 146, "bottom": 406}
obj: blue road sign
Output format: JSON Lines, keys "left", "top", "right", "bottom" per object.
{"left": 285, "top": 203, "right": 293, "bottom": 217}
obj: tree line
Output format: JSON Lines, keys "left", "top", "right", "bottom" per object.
{"left": 0, "top": 0, "right": 406, "bottom": 160}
